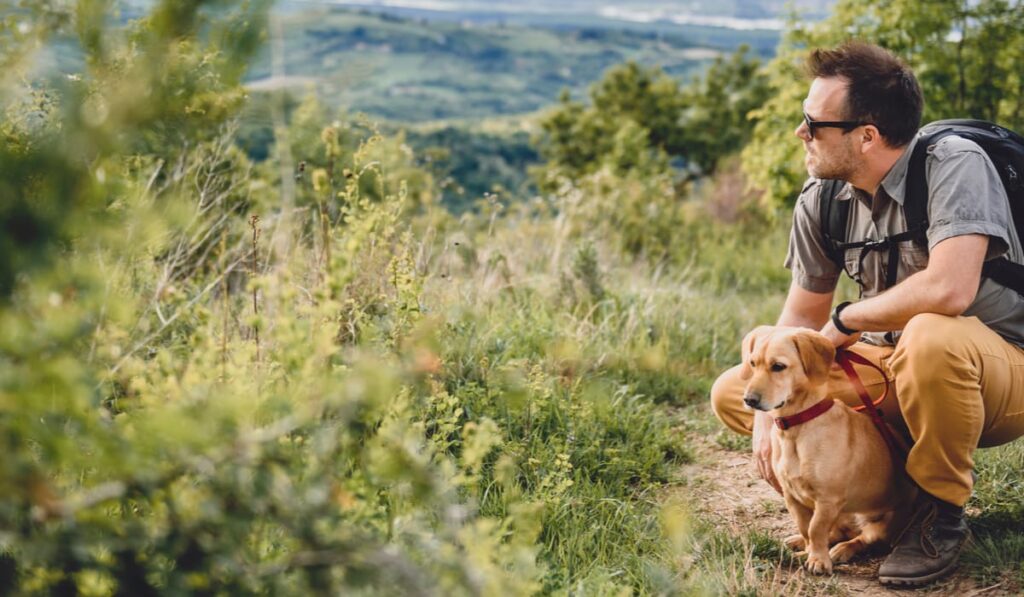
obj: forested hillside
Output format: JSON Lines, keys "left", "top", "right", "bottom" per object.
{"left": 231, "top": 7, "right": 781, "bottom": 211}
{"left": 1, "top": 0, "right": 1022, "bottom": 595}
{"left": 245, "top": 9, "right": 761, "bottom": 122}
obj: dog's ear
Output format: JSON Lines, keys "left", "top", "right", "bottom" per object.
{"left": 739, "top": 326, "right": 773, "bottom": 380}
{"left": 791, "top": 330, "right": 836, "bottom": 383}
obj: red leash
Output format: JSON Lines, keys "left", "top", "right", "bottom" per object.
{"left": 835, "top": 349, "right": 907, "bottom": 462}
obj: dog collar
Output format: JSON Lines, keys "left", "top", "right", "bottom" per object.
{"left": 774, "top": 398, "right": 835, "bottom": 430}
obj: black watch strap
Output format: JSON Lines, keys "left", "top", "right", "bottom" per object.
{"left": 831, "top": 301, "right": 858, "bottom": 335}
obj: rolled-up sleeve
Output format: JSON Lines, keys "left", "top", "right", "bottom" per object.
{"left": 924, "top": 137, "right": 1012, "bottom": 260}
{"left": 784, "top": 179, "right": 842, "bottom": 293}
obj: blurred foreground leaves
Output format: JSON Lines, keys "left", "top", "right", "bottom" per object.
{"left": 0, "top": 1, "right": 696, "bottom": 593}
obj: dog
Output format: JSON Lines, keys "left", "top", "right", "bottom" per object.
{"left": 740, "top": 326, "right": 916, "bottom": 575}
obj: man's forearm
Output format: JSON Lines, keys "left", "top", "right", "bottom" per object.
{"left": 838, "top": 268, "right": 968, "bottom": 332}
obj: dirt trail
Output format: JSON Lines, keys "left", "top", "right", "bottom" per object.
{"left": 676, "top": 432, "right": 1015, "bottom": 596}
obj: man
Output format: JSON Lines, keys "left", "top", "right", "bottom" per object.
{"left": 710, "top": 41, "right": 1024, "bottom": 587}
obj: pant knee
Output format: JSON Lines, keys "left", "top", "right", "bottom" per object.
{"left": 710, "top": 365, "right": 753, "bottom": 435}
{"left": 892, "top": 313, "right": 966, "bottom": 371}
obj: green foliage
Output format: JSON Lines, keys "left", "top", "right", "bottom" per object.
{"left": 0, "top": 0, "right": 271, "bottom": 299}
{"left": 743, "top": 0, "right": 1024, "bottom": 207}
{"left": 533, "top": 62, "right": 680, "bottom": 189}
{"left": 404, "top": 125, "right": 540, "bottom": 212}
{"left": 0, "top": 2, "right": 539, "bottom": 593}
{"left": 533, "top": 45, "right": 770, "bottom": 194}
{"left": 1, "top": 2, "right": 723, "bottom": 593}
{"left": 677, "top": 46, "right": 772, "bottom": 175}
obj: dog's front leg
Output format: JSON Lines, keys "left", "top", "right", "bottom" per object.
{"left": 805, "top": 500, "right": 842, "bottom": 575}
{"left": 783, "top": 495, "right": 812, "bottom": 554}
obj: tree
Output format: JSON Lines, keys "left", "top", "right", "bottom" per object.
{"left": 677, "top": 45, "right": 772, "bottom": 175}
{"left": 533, "top": 46, "right": 771, "bottom": 193}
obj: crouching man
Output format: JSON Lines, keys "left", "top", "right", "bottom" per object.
{"left": 710, "top": 41, "right": 1024, "bottom": 587}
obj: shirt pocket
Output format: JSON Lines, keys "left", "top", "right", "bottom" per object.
{"left": 843, "top": 249, "right": 868, "bottom": 296}
{"left": 896, "top": 244, "right": 929, "bottom": 281}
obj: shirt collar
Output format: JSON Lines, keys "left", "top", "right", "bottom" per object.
{"left": 833, "top": 134, "right": 919, "bottom": 206}
{"left": 877, "top": 135, "right": 919, "bottom": 205}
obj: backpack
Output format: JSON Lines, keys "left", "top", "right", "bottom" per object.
{"left": 819, "top": 119, "right": 1024, "bottom": 295}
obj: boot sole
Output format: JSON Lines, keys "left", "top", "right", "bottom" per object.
{"left": 878, "top": 556, "right": 959, "bottom": 587}
{"left": 878, "top": 534, "right": 971, "bottom": 588}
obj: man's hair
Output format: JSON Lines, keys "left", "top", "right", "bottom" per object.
{"left": 807, "top": 41, "right": 923, "bottom": 148}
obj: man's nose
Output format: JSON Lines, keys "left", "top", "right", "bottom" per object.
{"left": 743, "top": 392, "right": 762, "bottom": 408}
{"left": 795, "top": 121, "right": 810, "bottom": 141}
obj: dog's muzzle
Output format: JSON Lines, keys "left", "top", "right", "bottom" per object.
{"left": 743, "top": 392, "right": 762, "bottom": 410}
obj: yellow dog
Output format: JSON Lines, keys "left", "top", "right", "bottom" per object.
{"left": 740, "top": 326, "right": 916, "bottom": 574}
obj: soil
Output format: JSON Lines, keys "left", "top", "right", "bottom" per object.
{"left": 674, "top": 428, "right": 1017, "bottom": 596}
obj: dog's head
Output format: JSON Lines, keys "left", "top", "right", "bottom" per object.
{"left": 739, "top": 326, "right": 835, "bottom": 412}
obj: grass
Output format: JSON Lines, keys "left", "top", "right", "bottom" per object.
{"left": 965, "top": 440, "right": 1024, "bottom": 587}
{"left": 393, "top": 188, "right": 799, "bottom": 592}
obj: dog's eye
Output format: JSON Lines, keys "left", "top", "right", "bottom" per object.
{"left": 770, "top": 362, "right": 787, "bottom": 372}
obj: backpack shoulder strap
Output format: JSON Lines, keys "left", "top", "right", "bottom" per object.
{"left": 904, "top": 127, "right": 962, "bottom": 244}
{"left": 819, "top": 178, "right": 849, "bottom": 268}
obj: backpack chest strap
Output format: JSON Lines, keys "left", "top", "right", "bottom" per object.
{"left": 834, "top": 228, "right": 925, "bottom": 290}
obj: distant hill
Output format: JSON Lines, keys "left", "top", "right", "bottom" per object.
{"left": 236, "top": 4, "right": 798, "bottom": 208}
{"left": 246, "top": 7, "right": 780, "bottom": 122}
{"left": 108, "top": 1, "right": 829, "bottom": 208}
{"left": 280, "top": 1, "right": 836, "bottom": 21}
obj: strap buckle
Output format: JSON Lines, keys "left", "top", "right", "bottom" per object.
{"left": 861, "top": 238, "right": 889, "bottom": 251}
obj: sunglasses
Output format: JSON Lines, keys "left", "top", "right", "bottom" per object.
{"left": 802, "top": 112, "right": 870, "bottom": 139}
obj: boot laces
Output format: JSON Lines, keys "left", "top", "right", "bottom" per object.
{"left": 917, "top": 507, "right": 939, "bottom": 558}
{"left": 891, "top": 501, "right": 940, "bottom": 558}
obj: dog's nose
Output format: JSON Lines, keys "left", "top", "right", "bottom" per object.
{"left": 743, "top": 393, "right": 761, "bottom": 409}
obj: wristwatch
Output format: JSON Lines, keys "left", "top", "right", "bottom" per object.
{"left": 831, "top": 301, "right": 858, "bottom": 335}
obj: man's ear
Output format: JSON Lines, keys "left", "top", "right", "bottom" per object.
{"left": 740, "top": 326, "right": 773, "bottom": 381}
{"left": 859, "top": 124, "right": 882, "bottom": 154}
{"left": 791, "top": 330, "right": 836, "bottom": 383}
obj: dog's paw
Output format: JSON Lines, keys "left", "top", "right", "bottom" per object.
{"left": 784, "top": 534, "right": 806, "bottom": 551}
{"left": 829, "top": 538, "right": 865, "bottom": 564}
{"left": 804, "top": 553, "right": 833, "bottom": 575}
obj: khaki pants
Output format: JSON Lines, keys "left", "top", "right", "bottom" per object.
{"left": 710, "top": 314, "right": 1024, "bottom": 506}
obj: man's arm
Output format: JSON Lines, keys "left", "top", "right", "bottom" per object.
{"left": 777, "top": 279, "right": 835, "bottom": 329}
{"left": 823, "top": 234, "right": 987, "bottom": 343}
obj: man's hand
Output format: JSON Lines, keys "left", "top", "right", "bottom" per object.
{"left": 752, "top": 411, "right": 783, "bottom": 495}
{"left": 820, "top": 317, "right": 861, "bottom": 349}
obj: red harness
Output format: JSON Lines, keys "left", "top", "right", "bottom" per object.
{"left": 771, "top": 348, "right": 906, "bottom": 462}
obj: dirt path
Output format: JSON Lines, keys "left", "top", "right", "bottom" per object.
{"left": 675, "top": 429, "right": 1014, "bottom": 596}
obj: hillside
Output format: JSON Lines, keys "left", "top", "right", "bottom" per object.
{"left": 245, "top": 7, "right": 778, "bottom": 122}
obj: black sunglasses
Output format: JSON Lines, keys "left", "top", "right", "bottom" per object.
{"left": 803, "top": 112, "right": 870, "bottom": 139}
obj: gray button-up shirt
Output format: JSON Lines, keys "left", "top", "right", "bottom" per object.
{"left": 785, "top": 131, "right": 1024, "bottom": 347}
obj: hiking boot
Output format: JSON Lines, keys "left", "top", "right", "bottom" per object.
{"left": 878, "top": 494, "right": 970, "bottom": 587}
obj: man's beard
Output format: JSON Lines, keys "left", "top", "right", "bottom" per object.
{"left": 806, "top": 138, "right": 858, "bottom": 181}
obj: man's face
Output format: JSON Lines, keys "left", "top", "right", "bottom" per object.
{"left": 794, "top": 77, "right": 861, "bottom": 181}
